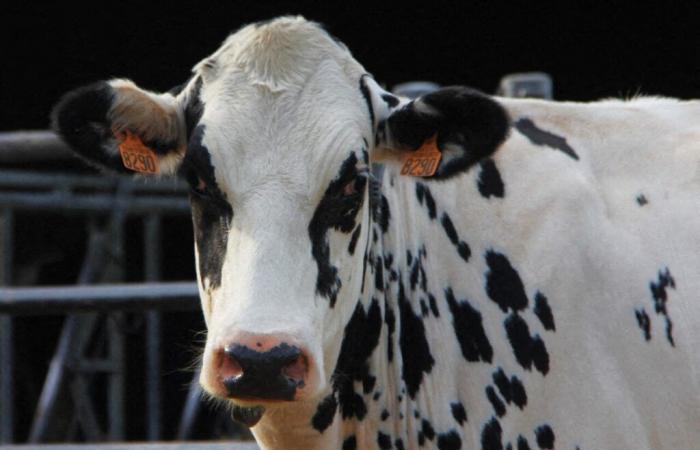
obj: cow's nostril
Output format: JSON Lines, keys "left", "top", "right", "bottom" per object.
{"left": 219, "top": 349, "right": 243, "bottom": 380}
{"left": 281, "top": 354, "right": 307, "bottom": 387}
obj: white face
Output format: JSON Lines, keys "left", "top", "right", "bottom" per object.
{"left": 182, "top": 20, "right": 375, "bottom": 404}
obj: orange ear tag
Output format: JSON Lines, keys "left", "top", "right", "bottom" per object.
{"left": 400, "top": 134, "right": 442, "bottom": 177}
{"left": 117, "top": 131, "right": 160, "bottom": 174}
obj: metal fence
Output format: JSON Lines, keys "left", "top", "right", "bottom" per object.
{"left": 0, "top": 150, "right": 245, "bottom": 445}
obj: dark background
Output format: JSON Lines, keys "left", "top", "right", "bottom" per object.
{"left": 4, "top": 1, "right": 700, "bottom": 132}
{"left": 3, "top": 0, "right": 700, "bottom": 442}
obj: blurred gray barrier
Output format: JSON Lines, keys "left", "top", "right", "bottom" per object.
{"left": 0, "top": 443, "right": 259, "bottom": 450}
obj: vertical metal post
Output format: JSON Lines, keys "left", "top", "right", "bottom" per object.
{"left": 106, "top": 194, "right": 127, "bottom": 441}
{"left": 144, "top": 214, "right": 161, "bottom": 440}
{"left": 0, "top": 209, "right": 14, "bottom": 443}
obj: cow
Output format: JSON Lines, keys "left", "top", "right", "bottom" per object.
{"left": 51, "top": 16, "right": 700, "bottom": 450}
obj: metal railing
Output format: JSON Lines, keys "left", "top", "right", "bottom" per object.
{"left": 0, "top": 158, "right": 233, "bottom": 444}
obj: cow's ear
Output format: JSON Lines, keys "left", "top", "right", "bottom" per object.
{"left": 362, "top": 76, "right": 510, "bottom": 180}
{"left": 51, "top": 79, "right": 186, "bottom": 175}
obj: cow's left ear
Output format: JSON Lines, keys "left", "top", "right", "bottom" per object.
{"left": 51, "top": 79, "right": 186, "bottom": 175}
{"left": 361, "top": 76, "right": 510, "bottom": 179}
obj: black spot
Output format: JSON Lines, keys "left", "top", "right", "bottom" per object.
{"left": 375, "top": 257, "right": 385, "bottom": 292}
{"left": 381, "top": 409, "right": 390, "bottom": 421}
{"left": 517, "top": 435, "right": 531, "bottom": 450}
{"left": 377, "top": 431, "right": 393, "bottom": 450}
{"left": 372, "top": 194, "right": 391, "bottom": 233}
{"left": 422, "top": 419, "right": 436, "bottom": 441}
{"left": 384, "top": 252, "right": 394, "bottom": 270}
{"left": 428, "top": 293, "right": 440, "bottom": 317}
{"left": 385, "top": 86, "right": 510, "bottom": 179}
{"left": 311, "top": 394, "right": 337, "bottom": 432}
{"left": 415, "top": 183, "right": 437, "bottom": 220}
{"left": 362, "top": 374, "right": 376, "bottom": 394}
{"left": 382, "top": 93, "right": 400, "bottom": 108}
{"left": 481, "top": 417, "right": 503, "bottom": 450}
{"left": 505, "top": 444, "right": 513, "bottom": 450}
{"left": 183, "top": 76, "right": 204, "bottom": 137}
{"left": 514, "top": 117, "right": 579, "bottom": 160}
{"left": 332, "top": 299, "right": 383, "bottom": 420}
{"left": 534, "top": 425, "right": 555, "bottom": 449}
{"left": 395, "top": 438, "right": 405, "bottom": 450}
{"left": 418, "top": 431, "right": 426, "bottom": 446}
{"left": 635, "top": 308, "right": 651, "bottom": 341}
{"left": 478, "top": 158, "right": 505, "bottom": 198}
{"left": 373, "top": 392, "right": 381, "bottom": 401}
{"left": 398, "top": 394, "right": 403, "bottom": 402}
{"left": 385, "top": 300, "right": 396, "bottom": 362}
{"left": 343, "top": 435, "right": 357, "bottom": 450}
{"left": 492, "top": 368, "right": 527, "bottom": 409}
{"left": 504, "top": 313, "right": 549, "bottom": 375}
{"left": 420, "top": 299, "right": 430, "bottom": 317}
{"left": 187, "top": 127, "right": 233, "bottom": 291}
{"left": 445, "top": 287, "right": 493, "bottom": 363}
{"left": 649, "top": 267, "right": 676, "bottom": 346}
{"left": 533, "top": 292, "right": 556, "bottom": 331}
{"left": 485, "top": 251, "right": 528, "bottom": 312}
{"left": 457, "top": 242, "right": 471, "bottom": 262}
{"left": 441, "top": 213, "right": 471, "bottom": 262}
{"left": 414, "top": 409, "right": 420, "bottom": 418}
{"left": 348, "top": 225, "right": 362, "bottom": 255}
{"left": 485, "top": 386, "right": 506, "bottom": 417}
{"left": 441, "top": 213, "right": 459, "bottom": 244}
{"left": 636, "top": 194, "right": 648, "bottom": 206}
{"left": 360, "top": 76, "right": 376, "bottom": 126}
{"left": 398, "top": 278, "right": 435, "bottom": 398}
{"left": 437, "top": 431, "right": 462, "bottom": 450}
{"left": 309, "top": 152, "right": 367, "bottom": 307}
{"left": 451, "top": 401, "right": 467, "bottom": 425}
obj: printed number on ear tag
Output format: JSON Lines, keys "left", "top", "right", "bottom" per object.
{"left": 117, "top": 131, "right": 160, "bottom": 174}
{"left": 400, "top": 135, "right": 441, "bottom": 177}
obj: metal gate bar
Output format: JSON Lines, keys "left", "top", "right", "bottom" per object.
{"left": 0, "top": 209, "right": 14, "bottom": 443}
{"left": 0, "top": 283, "right": 199, "bottom": 315}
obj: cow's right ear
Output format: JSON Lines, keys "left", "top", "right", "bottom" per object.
{"left": 51, "top": 79, "right": 186, "bottom": 175}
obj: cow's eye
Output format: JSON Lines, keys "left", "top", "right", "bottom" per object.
{"left": 341, "top": 176, "right": 365, "bottom": 198}
{"left": 185, "top": 170, "right": 213, "bottom": 200}
{"left": 192, "top": 177, "right": 210, "bottom": 198}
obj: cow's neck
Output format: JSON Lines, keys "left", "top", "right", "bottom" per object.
{"left": 340, "top": 168, "right": 462, "bottom": 448}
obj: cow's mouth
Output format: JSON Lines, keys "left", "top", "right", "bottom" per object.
{"left": 231, "top": 404, "right": 266, "bottom": 427}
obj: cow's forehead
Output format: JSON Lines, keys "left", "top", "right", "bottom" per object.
{"left": 187, "top": 17, "right": 370, "bottom": 201}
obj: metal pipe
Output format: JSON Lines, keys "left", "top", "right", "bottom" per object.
{"left": 0, "top": 130, "right": 73, "bottom": 163}
{"left": 0, "top": 169, "right": 188, "bottom": 193}
{"left": 144, "top": 215, "right": 162, "bottom": 441}
{"left": 0, "top": 209, "right": 14, "bottom": 443}
{"left": 0, "top": 193, "right": 189, "bottom": 215}
{"left": 0, "top": 282, "right": 199, "bottom": 315}
{"left": 0, "top": 442, "right": 259, "bottom": 450}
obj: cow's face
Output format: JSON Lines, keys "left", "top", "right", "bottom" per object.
{"left": 51, "top": 16, "right": 509, "bottom": 419}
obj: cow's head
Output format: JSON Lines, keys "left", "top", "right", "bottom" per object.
{"left": 52, "top": 16, "right": 508, "bottom": 424}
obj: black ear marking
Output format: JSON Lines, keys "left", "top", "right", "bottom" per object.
{"left": 385, "top": 86, "right": 510, "bottom": 180}
{"left": 51, "top": 82, "right": 128, "bottom": 172}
